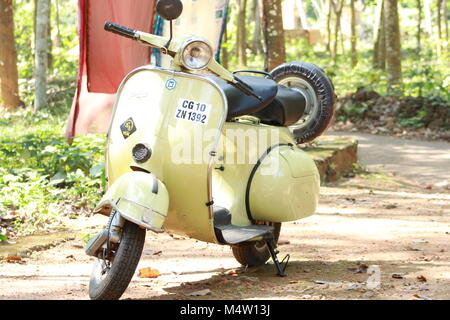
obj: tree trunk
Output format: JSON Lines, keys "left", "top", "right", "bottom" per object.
{"left": 296, "top": 0, "right": 309, "bottom": 30}
{"left": 326, "top": 0, "right": 332, "bottom": 52}
{"left": 437, "top": 0, "right": 442, "bottom": 41}
{"left": 332, "top": 0, "right": 344, "bottom": 64}
{"left": 47, "top": 0, "right": 52, "bottom": 72}
{"left": 34, "top": 0, "right": 50, "bottom": 111}
{"left": 236, "top": 0, "right": 247, "bottom": 67}
{"left": 0, "top": 0, "right": 20, "bottom": 109}
{"left": 350, "top": 0, "right": 358, "bottom": 67}
{"left": 261, "top": 0, "right": 286, "bottom": 71}
{"left": 251, "top": 0, "right": 263, "bottom": 55}
{"left": 294, "top": 0, "right": 302, "bottom": 30}
{"left": 417, "top": 0, "right": 422, "bottom": 56}
{"left": 384, "top": 0, "right": 402, "bottom": 89}
{"left": 444, "top": 0, "right": 449, "bottom": 41}
{"left": 423, "top": 0, "right": 432, "bottom": 34}
{"left": 444, "top": 0, "right": 449, "bottom": 50}
{"left": 54, "top": 0, "right": 61, "bottom": 47}
{"left": 373, "top": 0, "right": 386, "bottom": 70}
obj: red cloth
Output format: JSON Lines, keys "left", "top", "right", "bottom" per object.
{"left": 66, "top": 0, "right": 155, "bottom": 137}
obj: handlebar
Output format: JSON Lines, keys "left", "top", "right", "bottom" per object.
{"left": 104, "top": 22, "right": 138, "bottom": 40}
{"left": 103, "top": 20, "right": 237, "bottom": 85}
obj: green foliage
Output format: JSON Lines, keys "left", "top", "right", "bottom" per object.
{"left": 0, "top": 108, "right": 105, "bottom": 237}
{"left": 225, "top": 1, "right": 449, "bottom": 106}
{"left": 14, "top": 0, "right": 79, "bottom": 107}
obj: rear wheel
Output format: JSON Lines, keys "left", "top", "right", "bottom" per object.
{"left": 88, "top": 220, "right": 146, "bottom": 300}
{"left": 232, "top": 223, "right": 281, "bottom": 267}
{"left": 270, "top": 61, "right": 336, "bottom": 144}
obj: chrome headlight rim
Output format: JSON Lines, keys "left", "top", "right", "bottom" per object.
{"left": 179, "top": 37, "right": 213, "bottom": 71}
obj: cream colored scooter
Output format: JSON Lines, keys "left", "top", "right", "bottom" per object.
{"left": 84, "top": 0, "right": 335, "bottom": 300}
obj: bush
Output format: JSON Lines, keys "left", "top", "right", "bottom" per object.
{"left": 0, "top": 108, "right": 105, "bottom": 238}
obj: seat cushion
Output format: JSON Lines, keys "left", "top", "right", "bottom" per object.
{"left": 252, "top": 85, "right": 306, "bottom": 126}
{"left": 208, "top": 75, "right": 278, "bottom": 118}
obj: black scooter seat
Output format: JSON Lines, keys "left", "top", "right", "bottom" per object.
{"left": 253, "top": 85, "right": 306, "bottom": 126}
{"left": 208, "top": 75, "right": 278, "bottom": 118}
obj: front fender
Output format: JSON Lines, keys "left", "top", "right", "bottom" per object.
{"left": 94, "top": 171, "right": 169, "bottom": 233}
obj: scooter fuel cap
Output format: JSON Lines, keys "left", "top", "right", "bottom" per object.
{"left": 132, "top": 143, "right": 152, "bottom": 163}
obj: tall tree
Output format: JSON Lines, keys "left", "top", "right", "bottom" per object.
{"left": 444, "top": 0, "right": 449, "bottom": 44}
{"left": 236, "top": 0, "right": 248, "bottom": 67}
{"left": 331, "top": 0, "right": 344, "bottom": 64}
{"left": 0, "top": 0, "right": 20, "bottom": 109}
{"left": 326, "top": 0, "right": 332, "bottom": 52}
{"left": 296, "top": 0, "right": 309, "bottom": 30}
{"left": 373, "top": 0, "right": 386, "bottom": 70}
{"left": 384, "top": 0, "right": 402, "bottom": 89}
{"left": 261, "top": 0, "right": 286, "bottom": 71}
{"left": 423, "top": 0, "right": 432, "bottom": 34}
{"left": 350, "top": 0, "right": 358, "bottom": 67}
{"left": 437, "top": 0, "right": 442, "bottom": 41}
{"left": 34, "top": 0, "right": 50, "bottom": 111}
{"left": 251, "top": 0, "right": 263, "bottom": 54}
{"left": 417, "top": 0, "right": 422, "bottom": 56}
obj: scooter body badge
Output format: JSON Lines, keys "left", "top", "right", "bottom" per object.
{"left": 120, "top": 117, "right": 137, "bottom": 139}
{"left": 165, "top": 78, "right": 177, "bottom": 90}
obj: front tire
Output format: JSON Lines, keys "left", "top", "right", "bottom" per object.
{"left": 88, "top": 220, "right": 146, "bottom": 300}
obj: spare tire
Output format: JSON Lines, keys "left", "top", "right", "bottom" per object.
{"left": 270, "top": 61, "right": 336, "bottom": 144}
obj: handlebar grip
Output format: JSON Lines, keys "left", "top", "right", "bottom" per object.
{"left": 104, "top": 21, "right": 137, "bottom": 40}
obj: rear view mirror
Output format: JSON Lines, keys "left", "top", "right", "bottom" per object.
{"left": 156, "top": 0, "right": 183, "bottom": 21}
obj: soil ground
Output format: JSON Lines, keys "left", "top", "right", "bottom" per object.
{"left": 329, "top": 131, "right": 450, "bottom": 186}
{"left": 0, "top": 171, "right": 448, "bottom": 300}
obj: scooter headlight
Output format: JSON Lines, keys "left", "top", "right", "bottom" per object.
{"left": 180, "top": 38, "right": 213, "bottom": 71}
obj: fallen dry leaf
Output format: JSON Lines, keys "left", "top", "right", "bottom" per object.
{"left": 138, "top": 267, "right": 161, "bottom": 279}
{"left": 4, "top": 256, "right": 22, "bottom": 262}
{"left": 417, "top": 275, "right": 427, "bottom": 283}
{"left": 227, "top": 270, "right": 238, "bottom": 276}
{"left": 421, "top": 257, "right": 433, "bottom": 262}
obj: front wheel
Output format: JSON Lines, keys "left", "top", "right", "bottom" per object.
{"left": 88, "top": 220, "right": 146, "bottom": 300}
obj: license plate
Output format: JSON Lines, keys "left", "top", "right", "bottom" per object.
{"left": 174, "top": 99, "right": 212, "bottom": 126}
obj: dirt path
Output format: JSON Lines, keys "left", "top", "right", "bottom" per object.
{"left": 1, "top": 172, "right": 448, "bottom": 300}
{"left": 329, "top": 131, "right": 450, "bottom": 186}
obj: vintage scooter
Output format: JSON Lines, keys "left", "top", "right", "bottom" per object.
{"left": 84, "top": 0, "right": 335, "bottom": 300}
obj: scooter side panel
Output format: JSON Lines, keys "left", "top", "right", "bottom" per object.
{"left": 212, "top": 122, "right": 297, "bottom": 226}
{"left": 106, "top": 67, "right": 227, "bottom": 243}
{"left": 249, "top": 146, "right": 320, "bottom": 222}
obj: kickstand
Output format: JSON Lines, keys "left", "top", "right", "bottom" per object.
{"left": 266, "top": 240, "right": 290, "bottom": 277}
